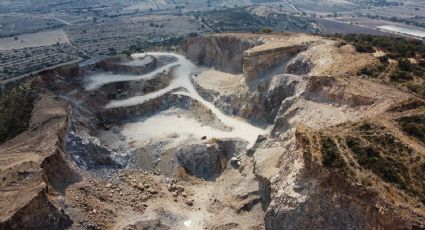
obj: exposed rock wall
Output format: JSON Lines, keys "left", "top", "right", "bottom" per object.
{"left": 303, "top": 76, "right": 375, "bottom": 107}
{"left": 101, "top": 92, "right": 229, "bottom": 130}
{"left": 263, "top": 125, "right": 424, "bottom": 230}
{"left": 193, "top": 74, "right": 301, "bottom": 125}
{"left": 0, "top": 95, "right": 77, "bottom": 229}
{"left": 244, "top": 45, "right": 306, "bottom": 82}
{"left": 182, "top": 35, "right": 261, "bottom": 74}
{"left": 0, "top": 186, "right": 72, "bottom": 230}
{"left": 265, "top": 168, "right": 414, "bottom": 230}
{"left": 98, "top": 68, "right": 173, "bottom": 100}
{"left": 182, "top": 34, "right": 308, "bottom": 83}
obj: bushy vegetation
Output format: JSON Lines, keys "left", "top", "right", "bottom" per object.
{"left": 360, "top": 63, "right": 387, "bottom": 78}
{"left": 335, "top": 34, "right": 425, "bottom": 58}
{"left": 397, "top": 115, "right": 425, "bottom": 144}
{"left": 331, "top": 34, "right": 425, "bottom": 97}
{"left": 407, "top": 82, "right": 425, "bottom": 97}
{"left": 0, "top": 87, "right": 37, "bottom": 143}
{"left": 260, "top": 28, "right": 273, "bottom": 34}
{"left": 321, "top": 136, "right": 347, "bottom": 173}
{"left": 390, "top": 70, "right": 413, "bottom": 82}
{"left": 191, "top": 7, "right": 315, "bottom": 33}
{"left": 346, "top": 136, "right": 408, "bottom": 188}
{"left": 389, "top": 99, "right": 425, "bottom": 112}
{"left": 344, "top": 123, "right": 425, "bottom": 203}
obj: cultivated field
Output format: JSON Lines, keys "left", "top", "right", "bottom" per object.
{"left": 0, "top": 15, "right": 65, "bottom": 37}
{"left": 0, "top": 30, "right": 70, "bottom": 50}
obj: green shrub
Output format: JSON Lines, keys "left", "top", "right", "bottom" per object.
{"left": 346, "top": 136, "right": 407, "bottom": 187}
{"left": 321, "top": 136, "right": 346, "bottom": 171}
{"left": 360, "top": 63, "right": 387, "bottom": 78}
{"left": 397, "top": 57, "right": 412, "bottom": 71}
{"left": 354, "top": 42, "right": 374, "bottom": 53}
{"left": 397, "top": 115, "right": 425, "bottom": 144}
{"left": 334, "top": 34, "right": 425, "bottom": 58}
{"left": 379, "top": 55, "right": 389, "bottom": 63}
{"left": 0, "top": 87, "right": 37, "bottom": 143}
{"left": 260, "top": 28, "right": 273, "bottom": 34}
{"left": 390, "top": 70, "right": 413, "bottom": 82}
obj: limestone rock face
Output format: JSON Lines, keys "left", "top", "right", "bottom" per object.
{"left": 303, "top": 76, "right": 375, "bottom": 107}
{"left": 285, "top": 52, "right": 312, "bottom": 75}
{"left": 265, "top": 168, "right": 415, "bottom": 230}
{"left": 194, "top": 73, "right": 301, "bottom": 125}
{"left": 65, "top": 128, "right": 126, "bottom": 169}
{"left": 182, "top": 33, "right": 323, "bottom": 83}
{"left": 182, "top": 34, "right": 261, "bottom": 74}
{"left": 243, "top": 45, "right": 306, "bottom": 82}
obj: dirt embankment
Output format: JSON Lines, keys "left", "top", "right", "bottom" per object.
{"left": 0, "top": 94, "right": 79, "bottom": 229}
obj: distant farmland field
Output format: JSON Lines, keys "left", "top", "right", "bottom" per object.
{"left": 0, "top": 30, "right": 70, "bottom": 50}
{"left": 316, "top": 18, "right": 392, "bottom": 36}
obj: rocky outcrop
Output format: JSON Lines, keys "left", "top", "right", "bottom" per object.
{"left": 244, "top": 45, "right": 306, "bottom": 82}
{"left": 303, "top": 76, "right": 375, "bottom": 107}
{"left": 0, "top": 94, "right": 77, "bottom": 229}
{"left": 285, "top": 52, "right": 312, "bottom": 75}
{"left": 0, "top": 186, "right": 72, "bottom": 230}
{"left": 265, "top": 167, "right": 416, "bottom": 230}
{"left": 263, "top": 94, "right": 425, "bottom": 230}
{"left": 182, "top": 34, "right": 261, "bottom": 74}
{"left": 182, "top": 33, "right": 322, "bottom": 83}
{"left": 102, "top": 92, "right": 229, "bottom": 130}
{"left": 194, "top": 74, "right": 302, "bottom": 125}
{"left": 65, "top": 127, "right": 126, "bottom": 169}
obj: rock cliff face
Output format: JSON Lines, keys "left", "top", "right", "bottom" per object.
{"left": 0, "top": 95, "right": 78, "bottom": 229}
{"left": 193, "top": 72, "right": 301, "bottom": 125}
{"left": 303, "top": 76, "right": 375, "bottom": 107}
{"left": 243, "top": 45, "right": 306, "bottom": 82}
{"left": 182, "top": 34, "right": 261, "bottom": 74}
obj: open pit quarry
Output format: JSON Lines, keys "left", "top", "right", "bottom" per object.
{"left": 1, "top": 33, "right": 425, "bottom": 229}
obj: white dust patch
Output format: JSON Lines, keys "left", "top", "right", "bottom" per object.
{"left": 84, "top": 62, "right": 178, "bottom": 91}
{"left": 0, "top": 30, "right": 70, "bottom": 50}
{"left": 122, "top": 108, "right": 253, "bottom": 148}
